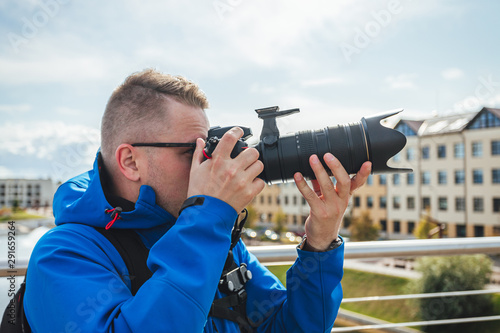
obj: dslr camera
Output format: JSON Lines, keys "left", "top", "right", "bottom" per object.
{"left": 204, "top": 106, "right": 411, "bottom": 183}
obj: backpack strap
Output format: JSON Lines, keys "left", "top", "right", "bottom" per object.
{"left": 209, "top": 209, "right": 255, "bottom": 332}
{"left": 95, "top": 228, "right": 152, "bottom": 295}
{"left": 1, "top": 276, "right": 31, "bottom": 333}
{"left": 0, "top": 226, "right": 151, "bottom": 333}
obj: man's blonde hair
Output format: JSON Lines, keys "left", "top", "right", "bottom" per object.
{"left": 100, "top": 69, "right": 209, "bottom": 163}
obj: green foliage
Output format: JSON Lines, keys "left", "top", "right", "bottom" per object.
{"left": 273, "top": 208, "right": 286, "bottom": 234}
{"left": 410, "top": 255, "right": 493, "bottom": 332}
{"left": 12, "top": 199, "right": 20, "bottom": 213}
{"left": 348, "top": 210, "right": 379, "bottom": 241}
{"left": 413, "top": 219, "right": 434, "bottom": 239}
{"left": 0, "top": 209, "right": 44, "bottom": 221}
{"left": 268, "top": 263, "right": 500, "bottom": 331}
{"left": 245, "top": 204, "right": 258, "bottom": 229}
{"left": 414, "top": 210, "right": 446, "bottom": 239}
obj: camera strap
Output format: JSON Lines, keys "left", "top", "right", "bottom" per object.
{"left": 209, "top": 209, "right": 254, "bottom": 333}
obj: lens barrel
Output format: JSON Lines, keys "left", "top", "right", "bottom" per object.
{"left": 256, "top": 110, "right": 410, "bottom": 183}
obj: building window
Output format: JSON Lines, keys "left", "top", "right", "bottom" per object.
{"left": 438, "top": 197, "right": 447, "bottom": 211}
{"left": 472, "top": 141, "right": 483, "bottom": 157}
{"left": 407, "top": 196, "right": 415, "bottom": 210}
{"left": 493, "top": 198, "right": 500, "bottom": 213}
{"left": 366, "top": 175, "right": 373, "bottom": 185}
{"left": 393, "top": 221, "right": 401, "bottom": 233}
{"left": 408, "top": 221, "right": 415, "bottom": 235}
{"left": 456, "top": 225, "right": 466, "bottom": 238}
{"left": 393, "top": 153, "right": 401, "bottom": 162}
{"left": 293, "top": 196, "right": 297, "bottom": 205}
{"left": 492, "top": 140, "right": 500, "bottom": 155}
{"left": 393, "top": 174, "right": 400, "bottom": 185}
{"left": 422, "top": 146, "right": 430, "bottom": 159}
{"left": 473, "top": 197, "right": 484, "bottom": 212}
{"left": 469, "top": 111, "right": 500, "bottom": 129}
{"left": 474, "top": 226, "right": 484, "bottom": 237}
{"left": 438, "top": 171, "right": 447, "bottom": 185}
{"left": 396, "top": 123, "right": 417, "bottom": 136}
{"left": 380, "top": 220, "right": 387, "bottom": 231}
{"left": 421, "top": 171, "right": 431, "bottom": 185}
{"left": 493, "top": 169, "right": 500, "bottom": 184}
{"left": 455, "top": 197, "right": 466, "bottom": 212}
{"left": 407, "top": 173, "right": 415, "bottom": 185}
{"left": 379, "top": 196, "right": 387, "bottom": 209}
{"left": 422, "top": 197, "right": 431, "bottom": 210}
{"left": 454, "top": 143, "right": 464, "bottom": 158}
{"left": 393, "top": 196, "right": 401, "bottom": 209}
{"left": 473, "top": 169, "right": 483, "bottom": 184}
{"left": 354, "top": 196, "right": 361, "bottom": 207}
{"left": 379, "top": 175, "right": 387, "bottom": 185}
{"left": 437, "top": 145, "right": 446, "bottom": 158}
{"left": 367, "top": 196, "right": 373, "bottom": 208}
{"left": 406, "top": 147, "right": 415, "bottom": 161}
{"left": 455, "top": 170, "right": 465, "bottom": 184}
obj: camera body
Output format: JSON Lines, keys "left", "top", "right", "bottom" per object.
{"left": 204, "top": 106, "right": 411, "bottom": 184}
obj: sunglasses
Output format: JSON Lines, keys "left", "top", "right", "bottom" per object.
{"left": 131, "top": 142, "right": 196, "bottom": 148}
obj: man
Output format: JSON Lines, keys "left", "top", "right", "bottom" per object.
{"left": 24, "top": 69, "right": 371, "bottom": 332}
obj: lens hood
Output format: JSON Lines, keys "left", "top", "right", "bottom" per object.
{"left": 361, "top": 109, "right": 411, "bottom": 174}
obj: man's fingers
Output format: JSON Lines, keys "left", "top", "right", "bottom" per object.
{"left": 191, "top": 138, "right": 205, "bottom": 167}
{"left": 323, "top": 153, "right": 350, "bottom": 200}
{"left": 350, "top": 161, "right": 372, "bottom": 195}
{"left": 212, "top": 127, "right": 243, "bottom": 158}
{"left": 294, "top": 172, "right": 322, "bottom": 210}
{"left": 308, "top": 155, "right": 337, "bottom": 201}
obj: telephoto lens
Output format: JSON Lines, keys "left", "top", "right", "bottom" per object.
{"left": 254, "top": 108, "right": 411, "bottom": 183}
{"left": 204, "top": 107, "right": 412, "bottom": 184}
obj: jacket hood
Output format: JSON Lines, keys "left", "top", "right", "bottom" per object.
{"left": 53, "top": 151, "right": 176, "bottom": 230}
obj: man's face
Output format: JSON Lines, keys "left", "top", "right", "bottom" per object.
{"left": 143, "top": 98, "right": 209, "bottom": 217}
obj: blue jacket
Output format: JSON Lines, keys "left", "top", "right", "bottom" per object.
{"left": 24, "top": 152, "right": 344, "bottom": 332}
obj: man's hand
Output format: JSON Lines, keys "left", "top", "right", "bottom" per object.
{"left": 294, "top": 153, "right": 371, "bottom": 251}
{"left": 188, "top": 127, "right": 265, "bottom": 213}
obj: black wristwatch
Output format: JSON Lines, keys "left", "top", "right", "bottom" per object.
{"left": 299, "top": 236, "right": 343, "bottom": 252}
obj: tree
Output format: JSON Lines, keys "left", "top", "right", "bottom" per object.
{"left": 273, "top": 208, "right": 287, "bottom": 235}
{"left": 414, "top": 210, "right": 446, "bottom": 239}
{"left": 410, "top": 255, "right": 493, "bottom": 333}
{"left": 12, "top": 199, "right": 20, "bottom": 213}
{"left": 244, "top": 204, "right": 259, "bottom": 229}
{"left": 349, "top": 210, "right": 379, "bottom": 241}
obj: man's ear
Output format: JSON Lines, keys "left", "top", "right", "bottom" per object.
{"left": 115, "top": 144, "right": 141, "bottom": 182}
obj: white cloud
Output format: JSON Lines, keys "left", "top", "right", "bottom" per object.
{"left": 55, "top": 106, "right": 83, "bottom": 117}
{"left": 0, "top": 166, "right": 15, "bottom": 178}
{"left": 385, "top": 73, "right": 418, "bottom": 90}
{"left": 441, "top": 68, "right": 464, "bottom": 80}
{"left": 249, "top": 83, "right": 278, "bottom": 95}
{"left": 0, "top": 54, "right": 111, "bottom": 85}
{"left": 0, "top": 104, "right": 31, "bottom": 114}
{"left": 301, "top": 77, "right": 344, "bottom": 87}
{"left": 0, "top": 121, "right": 100, "bottom": 180}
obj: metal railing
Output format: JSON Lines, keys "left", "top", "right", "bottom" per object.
{"left": 247, "top": 236, "right": 500, "bottom": 262}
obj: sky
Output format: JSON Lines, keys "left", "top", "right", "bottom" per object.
{"left": 0, "top": 0, "right": 499, "bottom": 181}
